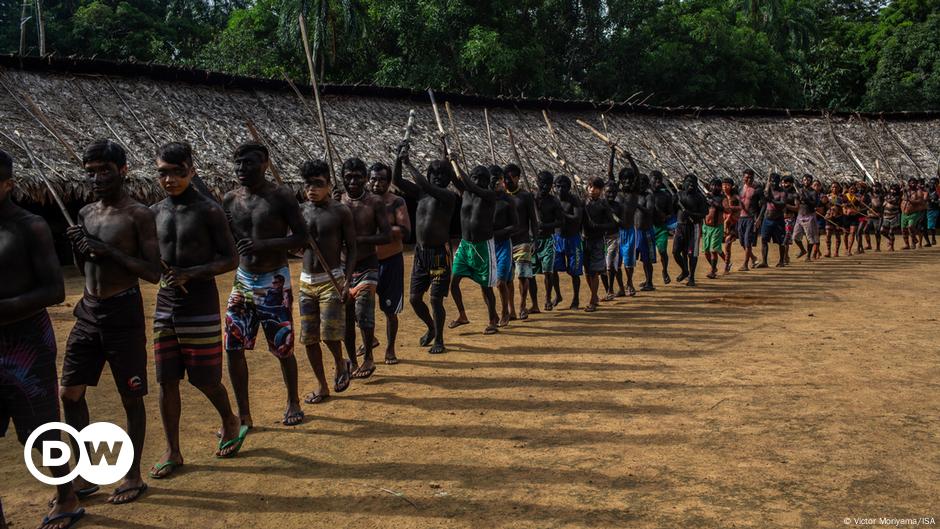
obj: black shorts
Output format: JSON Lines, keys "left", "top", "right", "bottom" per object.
{"left": 377, "top": 253, "right": 405, "bottom": 315}
{"left": 153, "top": 280, "right": 224, "bottom": 387}
{"left": 411, "top": 244, "right": 451, "bottom": 300}
{"left": 0, "top": 310, "right": 60, "bottom": 445}
{"left": 63, "top": 286, "right": 148, "bottom": 397}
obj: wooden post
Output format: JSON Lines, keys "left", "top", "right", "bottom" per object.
{"left": 484, "top": 108, "right": 497, "bottom": 165}
{"left": 299, "top": 14, "right": 339, "bottom": 186}
{"left": 444, "top": 101, "right": 468, "bottom": 166}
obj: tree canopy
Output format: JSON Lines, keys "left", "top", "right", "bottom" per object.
{"left": 3, "top": 0, "right": 939, "bottom": 111}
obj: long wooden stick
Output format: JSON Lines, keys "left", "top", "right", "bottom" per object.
{"left": 484, "top": 108, "right": 497, "bottom": 165}
{"left": 282, "top": 73, "right": 339, "bottom": 188}
{"left": 427, "top": 89, "right": 461, "bottom": 177}
{"left": 299, "top": 14, "right": 339, "bottom": 187}
{"left": 0, "top": 76, "right": 82, "bottom": 165}
{"left": 856, "top": 114, "right": 899, "bottom": 182}
{"left": 74, "top": 80, "right": 137, "bottom": 162}
{"left": 541, "top": 110, "right": 585, "bottom": 195}
{"left": 825, "top": 114, "right": 866, "bottom": 177}
{"left": 245, "top": 119, "right": 284, "bottom": 185}
{"left": 14, "top": 131, "right": 74, "bottom": 225}
{"left": 506, "top": 127, "right": 533, "bottom": 192}
{"left": 104, "top": 77, "right": 159, "bottom": 147}
{"left": 444, "top": 102, "right": 468, "bottom": 167}
{"left": 881, "top": 120, "right": 927, "bottom": 178}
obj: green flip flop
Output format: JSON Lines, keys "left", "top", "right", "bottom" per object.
{"left": 216, "top": 425, "right": 249, "bottom": 459}
{"left": 148, "top": 460, "right": 182, "bottom": 479}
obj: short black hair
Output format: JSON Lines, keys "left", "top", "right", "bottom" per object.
{"left": 488, "top": 165, "right": 504, "bottom": 178}
{"left": 470, "top": 165, "right": 491, "bottom": 181}
{"left": 504, "top": 163, "right": 521, "bottom": 178}
{"left": 83, "top": 139, "right": 127, "bottom": 168}
{"left": 590, "top": 177, "right": 606, "bottom": 189}
{"left": 157, "top": 142, "right": 193, "bottom": 167}
{"left": 721, "top": 177, "right": 734, "bottom": 185}
{"left": 743, "top": 168, "right": 755, "bottom": 177}
{"left": 537, "top": 171, "right": 554, "bottom": 185}
{"left": 342, "top": 157, "right": 367, "bottom": 176}
{"left": 233, "top": 142, "right": 269, "bottom": 161}
{"left": 300, "top": 160, "right": 331, "bottom": 182}
{"left": 0, "top": 149, "right": 12, "bottom": 180}
{"left": 369, "top": 162, "right": 390, "bottom": 177}
{"left": 782, "top": 175, "right": 794, "bottom": 183}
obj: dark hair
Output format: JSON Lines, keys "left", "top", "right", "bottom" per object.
{"left": 83, "top": 139, "right": 127, "bottom": 168}
{"left": 617, "top": 167, "right": 635, "bottom": 182}
{"left": 369, "top": 162, "right": 390, "bottom": 178}
{"left": 342, "top": 157, "right": 367, "bottom": 176}
{"left": 743, "top": 168, "right": 755, "bottom": 177}
{"left": 428, "top": 159, "right": 454, "bottom": 183}
{"left": 300, "top": 160, "right": 331, "bottom": 181}
{"left": 488, "top": 165, "right": 504, "bottom": 178}
{"left": 157, "top": 142, "right": 193, "bottom": 167}
{"left": 709, "top": 177, "right": 722, "bottom": 187}
{"left": 650, "top": 170, "right": 664, "bottom": 181}
{"left": 782, "top": 175, "right": 794, "bottom": 183}
{"left": 0, "top": 149, "right": 12, "bottom": 180}
{"left": 470, "top": 165, "right": 491, "bottom": 181}
{"left": 504, "top": 163, "right": 521, "bottom": 178}
{"left": 273, "top": 274, "right": 285, "bottom": 283}
{"left": 802, "top": 173, "right": 814, "bottom": 180}
{"left": 721, "top": 177, "right": 734, "bottom": 185}
{"left": 537, "top": 171, "right": 554, "bottom": 185}
{"left": 590, "top": 177, "right": 606, "bottom": 189}
{"left": 233, "top": 142, "right": 269, "bottom": 161}
{"left": 553, "top": 174, "right": 571, "bottom": 187}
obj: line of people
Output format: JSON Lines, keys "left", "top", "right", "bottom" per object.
{"left": 2, "top": 136, "right": 938, "bottom": 529}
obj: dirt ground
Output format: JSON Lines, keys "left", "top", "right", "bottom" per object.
{"left": 1, "top": 245, "right": 938, "bottom": 529}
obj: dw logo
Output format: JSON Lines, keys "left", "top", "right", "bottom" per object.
{"left": 23, "top": 422, "right": 134, "bottom": 486}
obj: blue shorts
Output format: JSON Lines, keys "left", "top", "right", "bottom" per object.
{"left": 636, "top": 228, "right": 657, "bottom": 264}
{"left": 928, "top": 210, "right": 939, "bottom": 230}
{"left": 761, "top": 218, "right": 786, "bottom": 245}
{"left": 553, "top": 234, "right": 583, "bottom": 276}
{"left": 619, "top": 228, "right": 637, "bottom": 269}
{"left": 737, "top": 217, "right": 756, "bottom": 248}
{"left": 494, "top": 239, "right": 513, "bottom": 282}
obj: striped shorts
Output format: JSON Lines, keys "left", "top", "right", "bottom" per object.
{"left": 154, "top": 280, "right": 224, "bottom": 386}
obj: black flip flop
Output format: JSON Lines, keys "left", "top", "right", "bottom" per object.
{"left": 304, "top": 393, "right": 329, "bottom": 404}
{"left": 334, "top": 360, "right": 352, "bottom": 393}
{"left": 351, "top": 365, "right": 376, "bottom": 379}
{"left": 41, "top": 507, "right": 85, "bottom": 529}
{"left": 48, "top": 485, "right": 98, "bottom": 507}
{"left": 282, "top": 410, "right": 305, "bottom": 426}
{"left": 108, "top": 483, "right": 148, "bottom": 505}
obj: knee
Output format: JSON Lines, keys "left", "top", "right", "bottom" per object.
{"left": 409, "top": 293, "right": 423, "bottom": 308}
{"left": 119, "top": 394, "right": 145, "bottom": 412}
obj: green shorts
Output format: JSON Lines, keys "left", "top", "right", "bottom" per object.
{"left": 653, "top": 225, "right": 670, "bottom": 254}
{"left": 701, "top": 224, "right": 724, "bottom": 252}
{"left": 901, "top": 211, "right": 925, "bottom": 229}
{"left": 452, "top": 239, "right": 497, "bottom": 287}
{"left": 532, "top": 236, "right": 556, "bottom": 275}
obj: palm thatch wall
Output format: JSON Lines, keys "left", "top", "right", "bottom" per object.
{"left": 2, "top": 56, "right": 939, "bottom": 206}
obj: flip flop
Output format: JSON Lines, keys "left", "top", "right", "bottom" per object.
{"left": 107, "top": 483, "right": 148, "bottom": 505}
{"left": 356, "top": 340, "right": 380, "bottom": 357}
{"left": 304, "top": 393, "right": 329, "bottom": 404}
{"left": 352, "top": 365, "right": 376, "bottom": 379}
{"left": 282, "top": 410, "right": 305, "bottom": 426}
{"left": 334, "top": 360, "right": 352, "bottom": 393}
{"left": 483, "top": 326, "right": 498, "bottom": 335}
{"left": 447, "top": 319, "right": 469, "bottom": 329}
{"left": 48, "top": 485, "right": 98, "bottom": 507}
{"left": 41, "top": 507, "right": 85, "bottom": 529}
{"left": 384, "top": 356, "right": 399, "bottom": 365}
{"left": 148, "top": 460, "right": 183, "bottom": 479}
{"left": 217, "top": 425, "right": 250, "bottom": 458}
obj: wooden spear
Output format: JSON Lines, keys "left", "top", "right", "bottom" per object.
{"left": 507, "top": 127, "right": 533, "bottom": 192}
{"left": 427, "top": 89, "right": 462, "bottom": 178}
{"left": 484, "top": 108, "right": 497, "bottom": 165}
{"left": 299, "top": 14, "right": 339, "bottom": 186}
{"left": 444, "top": 101, "right": 468, "bottom": 167}
{"left": 541, "top": 110, "right": 586, "bottom": 195}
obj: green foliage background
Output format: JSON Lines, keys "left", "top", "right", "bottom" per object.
{"left": 2, "top": 0, "right": 938, "bottom": 111}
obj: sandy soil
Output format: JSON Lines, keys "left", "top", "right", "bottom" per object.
{"left": 1, "top": 246, "right": 938, "bottom": 529}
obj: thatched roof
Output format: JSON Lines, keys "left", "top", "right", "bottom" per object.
{"left": 2, "top": 55, "right": 939, "bottom": 205}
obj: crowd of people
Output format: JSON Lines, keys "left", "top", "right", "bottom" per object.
{"left": 0, "top": 136, "right": 937, "bottom": 529}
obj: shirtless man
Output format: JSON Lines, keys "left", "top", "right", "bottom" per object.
{"left": 298, "top": 160, "right": 354, "bottom": 404}
{"left": 553, "top": 175, "right": 584, "bottom": 309}
{"left": 702, "top": 178, "right": 725, "bottom": 279}
{"left": 721, "top": 177, "right": 740, "bottom": 273}
{"left": 369, "top": 162, "right": 411, "bottom": 365}
{"left": 223, "top": 142, "right": 308, "bottom": 427}
{"left": 603, "top": 179, "right": 626, "bottom": 299}
{"left": 868, "top": 182, "right": 885, "bottom": 252}
{"left": 490, "top": 166, "right": 520, "bottom": 327}
{"left": 451, "top": 164, "right": 500, "bottom": 334}
{"left": 813, "top": 180, "right": 828, "bottom": 259}
{"left": 792, "top": 174, "right": 819, "bottom": 262}
{"left": 651, "top": 171, "right": 676, "bottom": 284}
{"left": 634, "top": 174, "right": 657, "bottom": 291}
{"left": 926, "top": 178, "right": 939, "bottom": 246}
{"left": 737, "top": 169, "right": 761, "bottom": 270}
{"left": 0, "top": 150, "right": 83, "bottom": 529}
{"left": 149, "top": 143, "right": 243, "bottom": 480}
{"left": 825, "top": 182, "right": 845, "bottom": 257}
{"left": 394, "top": 146, "right": 457, "bottom": 354}
{"left": 757, "top": 173, "right": 787, "bottom": 268}
{"left": 63, "top": 140, "right": 161, "bottom": 504}
{"left": 504, "top": 164, "right": 539, "bottom": 319}
{"left": 901, "top": 178, "right": 926, "bottom": 249}
{"left": 882, "top": 183, "right": 902, "bottom": 251}
{"left": 781, "top": 175, "right": 799, "bottom": 263}
{"left": 614, "top": 155, "right": 641, "bottom": 295}
{"left": 673, "top": 174, "right": 707, "bottom": 286}
{"left": 532, "top": 172, "right": 565, "bottom": 311}
{"left": 583, "top": 177, "right": 616, "bottom": 311}
{"left": 341, "top": 158, "right": 391, "bottom": 377}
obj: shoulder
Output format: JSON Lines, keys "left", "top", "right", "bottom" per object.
{"left": 126, "top": 200, "right": 156, "bottom": 221}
